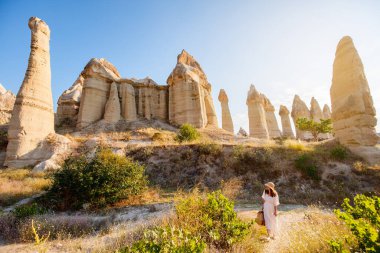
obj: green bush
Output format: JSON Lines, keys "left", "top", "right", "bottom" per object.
{"left": 121, "top": 226, "right": 206, "bottom": 253}
{"left": 47, "top": 148, "right": 148, "bottom": 210}
{"left": 175, "top": 124, "right": 200, "bottom": 143}
{"left": 330, "top": 145, "right": 348, "bottom": 161}
{"left": 13, "top": 203, "right": 47, "bottom": 219}
{"left": 294, "top": 154, "right": 320, "bottom": 180}
{"left": 175, "top": 190, "right": 251, "bottom": 250}
{"left": 334, "top": 194, "right": 380, "bottom": 252}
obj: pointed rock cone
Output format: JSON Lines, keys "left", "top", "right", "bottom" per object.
{"left": 291, "top": 95, "right": 312, "bottom": 140}
{"left": 218, "top": 89, "right": 234, "bottom": 133}
{"left": 5, "top": 17, "right": 55, "bottom": 168}
{"left": 322, "top": 104, "right": 331, "bottom": 119}
{"left": 104, "top": 82, "right": 121, "bottom": 123}
{"left": 310, "top": 97, "right": 329, "bottom": 139}
{"left": 330, "top": 36, "right": 378, "bottom": 146}
{"left": 167, "top": 50, "right": 218, "bottom": 128}
{"left": 246, "top": 85, "right": 269, "bottom": 139}
{"left": 262, "top": 94, "right": 281, "bottom": 138}
{"left": 279, "top": 105, "right": 295, "bottom": 138}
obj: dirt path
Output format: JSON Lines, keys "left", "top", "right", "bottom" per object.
{"left": 237, "top": 204, "right": 307, "bottom": 253}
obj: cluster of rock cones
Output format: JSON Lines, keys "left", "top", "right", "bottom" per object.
{"left": 0, "top": 17, "right": 379, "bottom": 169}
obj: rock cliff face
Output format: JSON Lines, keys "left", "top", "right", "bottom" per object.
{"left": 167, "top": 50, "right": 218, "bottom": 128}
{"left": 104, "top": 82, "right": 121, "bottom": 123}
{"left": 330, "top": 36, "right": 378, "bottom": 146}
{"left": 56, "top": 74, "right": 83, "bottom": 127}
{"left": 218, "top": 89, "right": 234, "bottom": 133}
{"left": 5, "top": 17, "right": 55, "bottom": 168}
{"left": 291, "top": 95, "right": 312, "bottom": 140}
{"left": 279, "top": 105, "right": 294, "bottom": 138}
{"left": 76, "top": 58, "right": 121, "bottom": 129}
{"left": 246, "top": 85, "right": 269, "bottom": 139}
{"left": 0, "top": 84, "right": 16, "bottom": 125}
{"left": 262, "top": 94, "right": 281, "bottom": 138}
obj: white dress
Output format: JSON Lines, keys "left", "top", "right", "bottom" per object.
{"left": 262, "top": 191, "right": 280, "bottom": 235}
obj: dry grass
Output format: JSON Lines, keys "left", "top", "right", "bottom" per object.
{"left": 0, "top": 168, "right": 51, "bottom": 207}
{"left": 283, "top": 139, "right": 313, "bottom": 151}
{"left": 275, "top": 207, "right": 356, "bottom": 253}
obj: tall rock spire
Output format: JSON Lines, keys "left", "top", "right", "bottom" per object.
{"left": 218, "top": 89, "right": 234, "bottom": 133}
{"left": 5, "top": 17, "right": 55, "bottom": 168}
{"left": 104, "top": 82, "right": 121, "bottom": 123}
{"left": 330, "top": 36, "right": 378, "bottom": 146}
{"left": 262, "top": 94, "right": 281, "bottom": 138}
{"left": 279, "top": 105, "right": 294, "bottom": 138}
{"left": 322, "top": 104, "right": 331, "bottom": 119}
{"left": 291, "top": 95, "right": 312, "bottom": 140}
{"left": 167, "top": 50, "right": 218, "bottom": 128}
{"left": 246, "top": 85, "right": 269, "bottom": 139}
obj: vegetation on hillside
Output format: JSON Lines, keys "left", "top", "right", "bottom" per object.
{"left": 296, "top": 117, "right": 333, "bottom": 141}
{"left": 45, "top": 148, "right": 147, "bottom": 210}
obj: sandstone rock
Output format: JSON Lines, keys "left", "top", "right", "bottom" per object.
{"left": 322, "top": 104, "right": 331, "bottom": 119}
{"left": 218, "top": 89, "right": 234, "bottom": 133}
{"left": 77, "top": 58, "right": 121, "bottom": 129}
{"left": 119, "top": 82, "right": 137, "bottom": 121}
{"left": 133, "top": 77, "right": 168, "bottom": 121}
{"left": 310, "top": 97, "right": 330, "bottom": 139}
{"left": 237, "top": 127, "right": 248, "bottom": 137}
{"left": 104, "top": 82, "right": 121, "bottom": 123}
{"left": 246, "top": 85, "right": 269, "bottom": 139}
{"left": 279, "top": 105, "right": 295, "bottom": 138}
{"left": 291, "top": 95, "right": 312, "bottom": 140}
{"left": 330, "top": 36, "right": 378, "bottom": 146}
{"left": 262, "top": 94, "right": 281, "bottom": 138}
{"left": 5, "top": 17, "right": 55, "bottom": 168}
{"left": 56, "top": 74, "right": 83, "bottom": 127}
{"left": 0, "top": 83, "right": 16, "bottom": 125}
{"left": 167, "top": 50, "right": 218, "bottom": 128}
{"left": 310, "top": 97, "right": 324, "bottom": 122}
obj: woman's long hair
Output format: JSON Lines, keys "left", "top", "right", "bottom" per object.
{"left": 265, "top": 188, "right": 277, "bottom": 197}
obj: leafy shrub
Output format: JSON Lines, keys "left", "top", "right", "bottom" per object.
{"left": 46, "top": 148, "right": 148, "bottom": 210}
{"left": 14, "top": 203, "right": 47, "bottom": 219}
{"left": 175, "top": 124, "right": 200, "bottom": 143}
{"left": 334, "top": 194, "right": 380, "bottom": 252}
{"left": 175, "top": 190, "right": 251, "bottom": 250}
{"left": 294, "top": 154, "right": 320, "bottom": 180}
{"left": 330, "top": 145, "right": 348, "bottom": 161}
{"left": 121, "top": 226, "right": 206, "bottom": 253}
{"left": 296, "top": 117, "right": 332, "bottom": 141}
{"left": 198, "top": 142, "right": 222, "bottom": 156}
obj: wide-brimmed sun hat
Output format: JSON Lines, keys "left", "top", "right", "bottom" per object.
{"left": 264, "top": 182, "right": 275, "bottom": 191}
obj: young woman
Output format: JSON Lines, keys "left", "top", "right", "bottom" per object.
{"left": 261, "top": 182, "right": 280, "bottom": 240}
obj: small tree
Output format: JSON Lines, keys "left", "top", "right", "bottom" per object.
{"left": 296, "top": 118, "right": 332, "bottom": 141}
{"left": 175, "top": 123, "right": 200, "bottom": 143}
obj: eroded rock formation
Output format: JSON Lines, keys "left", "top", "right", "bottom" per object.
{"left": 291, "top": 95, "right": 312, "bottom": 140}
{"left": 322, "top": 104, "right": 331, "bottom": 119}
{"left": 5, "top": 17, "right": 55, "bottom": 168}
{"left": 330, "top": 36, "right": 378, "bottom": 146}
{"left": 262, "top": 95, "right": 281, "bottom": 138}
{"left": 246, "top": 85, "right": 269, "bottom": 139}
{"left": 76, "top": 58, "right": 121, "bottom": 129}
{"left": 237, "top": 127, "right": 248, "bottom": 137}
{"left": 0, "top": 84, "right": 16, "bottom": 125}
{"left": 310, "top": 97, "right": 330, "bottom": 139}
{"left": 279, "top": 105, "right": 294, "bottom": 138}
{"left": 104, "top": 82, "right": 121, "bottom": 123}
{"left": 218, "top": 89, "right": 234, "bottom": 133}
{"left": 167, "top": 50, "right": 218, "bottom": 128}
{"left": 56, "top": 74, "right": 83, "bottom": 127}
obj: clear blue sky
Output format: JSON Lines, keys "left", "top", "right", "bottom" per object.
{"left": 1, "top": 0, "right": 379, "bottom": 132}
